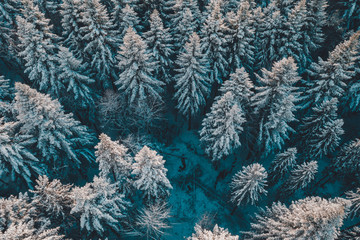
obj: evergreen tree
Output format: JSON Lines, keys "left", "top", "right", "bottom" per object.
{"left": 132, "top": 146, "right": 172, "bottom": 201}
{"left": 200, "top": 0, "right": 228, "bottom": 84}
{"left": 225, "top": 1, "right": 255, "bottom": 72}
{"left": 188, "top": 224, "right": 239, "bottom": 240}
{"left": 79, "top": 0, "right": 117, "bottom": 89}
{"left": 269, "top": 147, "right": 297, "bottom": 183}
{"left": 306, "top": 32, "right": 360, "bottom": 108}
{"left": 334, "top": 138, "right": 360, "bottom": 173}
{"left": 13, "top": 83, "right": 95, "bottom": 178}
{"left": 112, "top": 4, "right": 140, "bottom": 42}
{"left": 116, "top": 27, "right": 164, "bottom": 106}
{"left": 309, "top": 119, "right": 344, "bottom": 158}
{"left": 30, "top": 175, "right": 73, "bottom": 219}
{"left": 174, "top": 32, "right": 210, "bottom": 126}
{"left": 57, "top": 46, "right": 95, "bottom": 110}
{"left": 144, "top": 10, "right": 173, "bottom": 83}
{"left": 244, "top": 197, "right": 350, "bottom": 239}
{"left": 199, "top": 92, "right": 246, "bottom": 161}
{"left": 70, "top": 176, "right": 130, "bottom": 236}
{"left": 95, "top": 133, "right": 132, "bottom": 189}
{"left": 346, "top": 188, "right": 360, "bottom": 218}
{"left": 284, "top": 161, "right": 318, "bottom": 192}
{"left": 230, "top": 163, "right": 267, "bottom": 206}
{"left": 340, "top": 226, "right": 360, "bottom": 240}
{"left": 252, "top": 57, "right": 300, "bottom": 155}
{"left": 0, "top": 75, "right": 13, "bottom": 121}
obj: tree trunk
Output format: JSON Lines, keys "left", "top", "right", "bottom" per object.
{"left": 230, "top": 205, "right": 238, "bottom": 215}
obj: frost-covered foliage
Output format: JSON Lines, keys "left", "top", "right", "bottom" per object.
{"left": 346, "top": 188, "right": 360, "bottom": 218}
{"left": 285, "top": 161, "right": 318, "bottom": 192}
{"left": 174, "top": 32, "right": 210, "bottom": 120}
{"left": 30, "top": 175, "right": 73, "bottom": 218}
{"left": 132, "top": 146, "right": 172, "bottom": 201}
{"left": 129, "top": 203, "right": 171, "bottom": 240}
{"left": 200, "top": 92, "right": 245, "bottom": 161}
{"left": 334, "top": 138, "right": 360, "bottom": 173}
{"left": 70, "top": 176, "right": 130, "bottom": 235}
{"left": 341, "top": 226, "right": 360, "bottom": 240}
{"left": 116, "top": 27, "right": 164, "bottom": 106}
{"left": 252, "top": 57, "right": 300, "bottom": 155}
{"left": 269, "top": 147, "right": 297, "bottom": 183}
{"left": 95, "top": 133, "right": 132, "bottom": 186}
{"left": 230, "top": 163, "right": 267, "bottom": 206}
{"left": 144, "top": 10, "right": 173, "bottom": 83}
{"left": 188, "top": 224, "right": 239, "bottom": 240}
{"left": 13, "top": 83, "right": 94, "bottom": 177}
{"left": 244, "top": 197, "right": 351, "bottom": 239}
{"left": 0, "top": 76, "right": 13, "bottom": 121}
{"left": 112, "top": 4, "right": 140, "bottom": 41}
{"left": 0, "top": 0, "right": 19, "bottom": 60}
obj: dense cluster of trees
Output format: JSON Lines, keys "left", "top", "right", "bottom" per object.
{"left": 1, "top": 0, "right": 360, "bottom": 238}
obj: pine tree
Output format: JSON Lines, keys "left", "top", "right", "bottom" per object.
{"left": 79, "top": 0, "right": 117, "bottom": 89}
{"left": 171, "top": 4, "right": 196, "bottom": 51}
{"left": 346, "top": 188, "right": 360, "bottom": 218}
{"left": 132, "top": 146, "right": 172, "bottom": 201}
{"left": 116, "top": 27, "right": 164, "bottom": 106}
{"left": 334, "top": 138, "right": 360, "bottom": 173}
{"left": 244, "top": 196, "right": 350, "bottom": 239}
{"left": 340, "top": 226, "right": 360, "bottom": 240}
{"left": 174, "top": 32, "right": 210, "bottom": 126}
{"left": 95, "top": 133, "right": 132, "bottom": 188}
{"left": 306, "top": 32, "right": 360, "bottom": 108}
{"left": 13, "top": 83, "right": 95, "bottom": 178}
{"left": 70, "top": 176, "right": 130, "bottom": 235}
{"left": 252, "top": 57, "right": 300, "bottom": 155}
{"left": 284, "top": 161, "right": 318, "bottom": 192}
{"left": 225, "top": 1, "right": 255, "bottom": 72}
{"left": 230, "top": 163, "right": 267, "bottom": 206}
{"left": 269, "top": 147, "right": 297, "bottom": 183}
{"left": 16, "top": 1, "right": 62, "bottom": 97}
{"left": 57, "top": 46, "right": 95, "bottom": 110}
{"left": 112, "top": 4, "right": 140, "bottom": 41}
{"left": 309, "top": 119, "right": 344, "bottom": 159}
{"left": 188, "top": 224, "right": 239, "bottom": 240}
{"left": 199, "top": 92, "right": 246, "bottom": 161}
{"left": 144, "top": 9, "right": 173, "bottom": 83}
{"left": 30, "top": 175, "right": 73, "bottom": 219}
{"left": 200, "top": 0, "right": 228, "bottom": 84}
{"left": 0, "top": 75, "right": 13, "bottom": 121}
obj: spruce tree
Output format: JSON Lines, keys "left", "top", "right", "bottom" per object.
{"left": 284, "top": 161, "right": 318, "bottom": 192}
{"left": 112, "top": 4, "right": 140, "bottom": 42}
{"left": 188, "top": 224, "right": 239, "bottom": 240}
{"left": 334, "top": 138, "right": 360, "bottom": 173}
{"left": 269, "top": 147, "right": 297, "bottom": 183}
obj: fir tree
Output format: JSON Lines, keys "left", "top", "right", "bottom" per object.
{"left": 252, "top": 57, "right": 300, "bottom": 155}
{"left": 334, "top": 138, "right": 360, "bottom": 173}
{"left": 70, "top": 176, "right": 130, "bottom": 236}
{"left": 144, "top": 9, "right": 173, "bottom": 83}
{"left": 269, "top": 147, "right": 297, "bottom": 183}
{"left": 132, "top": 146, "right": 172, "bottom": 201}
{"left": 285, "top": 161, "right": 318, "bottom": 192}
{"left": 174, "top": 32, "right": 210, "bottom": 127}
{"left": 199, "top": 92, "right": 246, "bottom": 161}
{"left": 346, "top": 188, "right": 360, "bottom": 218}
{"left": 244, "top": 197, "right": 350, "bottom": 239}
{"left": 230, "top": 163, "right": 267, "bottom": 206}
{"left": 188, "top": 224, "right": 239, "bottom": 240}
{"left": 116, "top": 27, "right": 164, "bottom": 106}
{"left": 112, "top": 4, "right": 140, "bottom": 41}
{"left": 13, "top": 83, "right": 95, "bottom": 178}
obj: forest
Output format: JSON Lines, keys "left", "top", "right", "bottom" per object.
{"left": 1, "top": 0, "right": 360, "bottom": 239}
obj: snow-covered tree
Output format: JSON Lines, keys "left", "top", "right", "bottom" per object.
{"left": 309, "top": 119, "right": 344, "bottom": 158}
{"left": 305, "top": 32, "right": 360, "bottom": 108}
{"left": 13, "top": 83, "right": 95, "bottom": 178}
{"left": 0, "top": 75, "right": 13, "bottom": 121}
{"left": 334, "top": 138, "right": 360, "bottom": 173}
{"left": 130, "top": 203, "right": 171, "bottom": 240}
{"left": 269, "top": 147, "right": 297, "bottom": 183}
{"left": 16, "top": 1, "right": 62, "bottom": 97}
{"left": 188, "top": 224, "right": 239, "bottom": 240}
{"left": 0, "top": 121, "right": 44, "bottom": 187}
{"left": 30, "top": 175, "right": 73, "bottom": 218}
{"left": 244, "top": 196, "right": 350, "bottom": 239}
{"left": 79, "top": 0, "right": 117, "bottom": 89}
{"left": 95, "top": 133, "right": 132, "bottom": 185}
{"left": 132, "top": 146, "right": 172, "bottom": 201}
{"left": 174, "top": 32, "right": 210, "bottom": 126}
{"left": 225, "top": 1, "right": 255, "bottom": 72}
{"left": 199, "top": 92, "right": 246, "bottom": 161}
{"left": 144, "top": 9, "right": 173, "bottom": 83}
{"left": 112, "top": 4, "right": 140, "bottom": 41}
{"left": 340, "top": 226, "right": 360, "bottom": 240}
{"left": 200, "top": 0, "right": 228, "bottom": 84}
{"left": 285, "top": 161, "right": 318, "bottom": 192}
{"left": 252, "top": 57, "right": 300, "bottom": 155}
{"left": 57, "top": 46, "right": 95, "bottom": 110}
{"left": 346, "top": 188, "right": 360, "bottom": 218}
{"left": 116, "top": 27, "right": 164, "bottom": 106}
{"left": 70, "top": 176, "right": 130, "bottom": 236}
{"left": 171, "top": 4, "right": 196, "bottom": 51}
{"left": 230, "top": 163, "right": 267, "bottom": 206}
